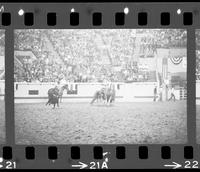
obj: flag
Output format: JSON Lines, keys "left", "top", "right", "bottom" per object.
{"left": 170, "top": 55, "right": 183, "bottom": 65}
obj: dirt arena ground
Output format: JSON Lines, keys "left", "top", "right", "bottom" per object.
{"left": 0, "top": 100, "right": 5, "bottom": 144}
{"left": 197, "top": 105, "right": 200, "bottom": 143}
{"left": 15, "top": 100, "right": 187, "bottom": 144}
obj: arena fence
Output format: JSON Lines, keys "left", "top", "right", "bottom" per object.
{"left": 14, "top": 82, "right": 184, "bottom": 103}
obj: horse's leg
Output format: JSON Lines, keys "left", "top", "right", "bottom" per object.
{"left": 57, "top": 99, "right": 59, "bottom": 107}
{"left": 100, "top": 94, "right": 103, "bottom": 102}
{"left": 97, "top": 93, "right": 101, "bottom": 103}
{"left": 104, "top": 96, "right": 106, "bottom": 104}
{"left": 111, "top": 93, "right": 115, "bottom": 103}
{"left": 108, "top": 96, "right": 112, "bottom": 105}
{"left": 60, "top": 95, "right": 62, "bottom": 103}
{"left": 98, "top": 94, "right": 101, "bottom": 103}
{"left": 110, "top": 96, "right": 115, "bottom": 106}
{"left": 90, "top": 97, "right": 96, "bottom": 104}
{"left": 103, "top": 94, "right": 107, "bottom": 104}
{"left": 106, "top": 95, "right": 109, "bottom": 105}
{"left": 90, "top": 93, "right": 97, "bottom": 104}
{"left": 46, "top": 99, "right": 50, "bottom": 106}
{"left": 48, "top": 97, "right": 53, "bottom": 106}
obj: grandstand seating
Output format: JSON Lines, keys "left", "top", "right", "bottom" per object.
{"left": 14, "top": 30, "right": 187, "bottom": 83}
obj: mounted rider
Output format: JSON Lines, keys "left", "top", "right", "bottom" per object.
{"left": 46, "top": 85, "right": 60, "bottom": 108}
{"left": 105, "top": 82, "right": 116, "bottom": 104}
{"left": 90, "top": 81, "right": 116, "bottom": 105}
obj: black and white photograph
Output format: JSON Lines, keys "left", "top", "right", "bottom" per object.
{"left": 0, "top": 30, "right": 5, "bottom": 144}
{"left": 196, "top": 30, "right": 200, "bottom": 144}
{"left": 14, "top": 29, "right": 187, "bottom": 144}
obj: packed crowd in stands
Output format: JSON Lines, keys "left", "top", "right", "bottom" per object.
{"left": 14, "top": 29, "right": 187, "bottom": 83}
{"left": 14, "top": 58, "right": 144, "bottom": 83}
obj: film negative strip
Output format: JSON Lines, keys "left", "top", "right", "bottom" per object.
{"left": 0, "top": 2, "right": 199, "bottom": 169}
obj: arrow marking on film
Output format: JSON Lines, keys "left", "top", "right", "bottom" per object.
{"left": 164, "top": 162, "right": 182, "bottom": 169}
{"left": 72, "top": 161, "right": 88, "bottom": 169}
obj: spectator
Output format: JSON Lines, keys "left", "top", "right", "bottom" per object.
{"left": 153, "top": 86, "right": 157, "bottom": 102}
{"left": 168, "top": 86, "right": 176, "bottom": 101}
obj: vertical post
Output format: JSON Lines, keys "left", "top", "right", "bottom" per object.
{"left": 187, "top": 28, "right": 196, "bottom": 144}
{"left": 162, "top": 57, "right": 168, "bottom": 101}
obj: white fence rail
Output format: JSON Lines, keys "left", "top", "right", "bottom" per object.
{"left": 14, "top": 82, "right": 185, "bottom": 103}
{"left": 14, "top": 82, "right": 158, "bottom": 103}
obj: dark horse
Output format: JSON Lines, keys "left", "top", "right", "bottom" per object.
{"left": 46, "top": 84, "right": 69, "bottom": 108}
{"left": 46, "top": 87, "right": 60, "bottom": 109}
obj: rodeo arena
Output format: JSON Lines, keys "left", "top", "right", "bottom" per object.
{"left": 14, "top": 29, "right": 187, "bottom": 144}
{"left": 196, "top": 30, "right": 200, "bottom": 143}
{"left": 0, "top": 30, "right": 5, "bottom": 144}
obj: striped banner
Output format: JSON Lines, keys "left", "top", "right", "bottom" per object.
{"left": 170, "top": 55, "right": 183, "bottom": 65}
